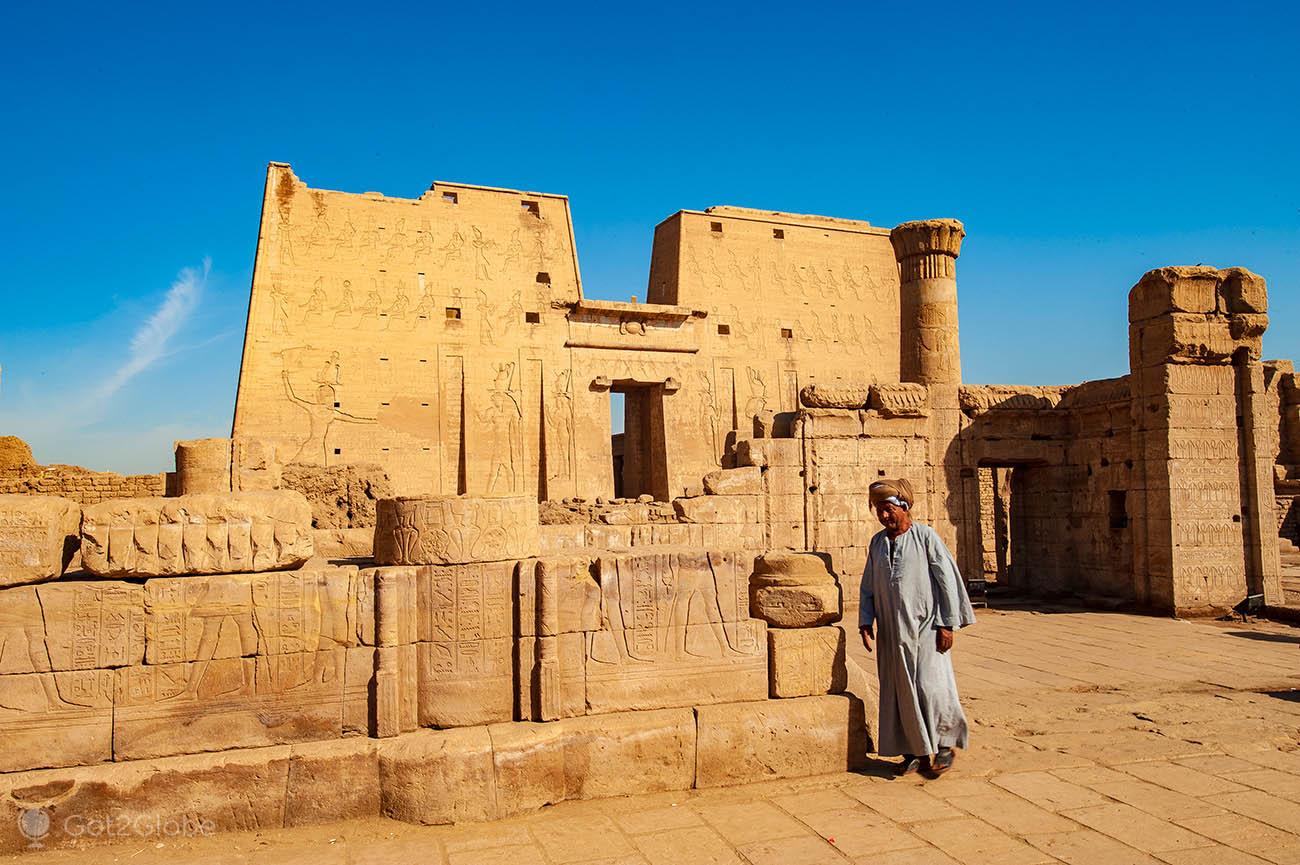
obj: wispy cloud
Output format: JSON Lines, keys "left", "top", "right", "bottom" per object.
{"left": 92, "top": 259, "right": 208, "bottom": 402}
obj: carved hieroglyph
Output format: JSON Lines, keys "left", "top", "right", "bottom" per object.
{"left": 768, "top": 626, "right": 846, "bottom": 698}
{"left": 0, "top": 494, "right": 80, "bottom": 587}
{"left": 80, "top": 491, "right": 314, "bottom": 577}
{"left": 584, "top": 550, "right": 767, "bottom": 713}
{"left": 374, "top": 495, "right": 539, "bottom": 566}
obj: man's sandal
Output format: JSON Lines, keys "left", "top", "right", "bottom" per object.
{"left": 927, "top": 748, "right": 955, "bottom": 777}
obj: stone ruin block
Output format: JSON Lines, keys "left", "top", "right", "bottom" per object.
{"left": 768, "top": 626, "right": 847, "bottom": 698}
{"left": 80, "top": 491, "right": 314, "bottom": 578}
{"left": 735, "top": 438, "right": 802, "bottom": 468}
{"left": 672, "top": 494, "right": 761, "bottom": 524}
{"left": 0, "top": 670, "right": 114, "bottom": 772}
{"left": 750, "top": 551, "right": 842, "bottom": 628}
{"left": 396, "top": 559, "right": 516, "bottom": 728}
{"left": 702, "top": 465, "right": 762, "bottom": 496}
{"left": 694, "top": 695, "right": 867, "bottom": 788}
{"left": 0, "top": 494, "right": 80, "bottom": 587}
{"left": 374, "top": 495, "right": 539, "bottom": 565}
{"left": 1129, "top": 265, "right": 1222, "bottom": 321}
{"left": 799, "top": 382, "right": 871, "bottom": 409}
{"left": 583, "top": 550, "right": 768, "bottom": 714}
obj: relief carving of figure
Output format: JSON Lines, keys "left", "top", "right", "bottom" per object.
{"left": 665, "top": 557, "right": 749, "bottom": 660}
{"left": 331, "top": 280, "right": 354, "bottom": 323}
{"left": 471, "top": 226, "right": 495, "bottom": 280}
{"left": 440, "top": 227, "right": 465, "bottom": 265}
{"left": 334, "top": 216, "right": 358, "bottom": 260}
{"left": 279, "top": 351, "right": 376, "bottom": 464}
{"left": 181, "top": 580, "right": 258, "bottom": 696}
{"left": 412, "top": 219, "right": 433, "bottom": 263}
{"left": 358, "top": 281, "right": 382, "bottom": 324}
{"left": 304, "top": 277, "right": 328, "bottom": 318}
{"left": 276, "top": 209, "right": 297, "bottom": 266}
{"left": 476, "top": 289, "right": 497, "bottom": 344}
{"left": 412, "top": 282, "right": 436, "bottom": 319}
{"left": 482, "top": 362, "right": 522, "bottom": 493}
{"left": 745, "top": 367, "right": 768, "bottom": 419}
{"left": 697, "top": 371, "right": 720, "bottom": 463}
{"left": 316, "top": 350, "right": 342, "bottom": 386}
{"left": 384, "top": 281, "right": 411, "bottom": 322}
{"left": 546, "top": 369, "right": 573, "bottom": 481}
{"left": 268, "top": 284, "right": 290, "bottom": 336}
{"left": 503, "top": 228, "right": 522, "bottom": 268}
{"left": 385, "top": 218, "right": 408, "bottom": 263}
{"left": 308, "top": 211, "right": 332, "bottom": 259}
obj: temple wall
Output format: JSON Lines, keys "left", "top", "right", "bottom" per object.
{"left": 0, "top": 466, "right": 165, "bottom": 504}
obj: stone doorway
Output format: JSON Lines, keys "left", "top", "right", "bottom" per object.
{"left": 609, "top": 383, "right": 669, "bottom": 501}
{"left": 977, "top": 466, "right": 1014, "bottom": 588}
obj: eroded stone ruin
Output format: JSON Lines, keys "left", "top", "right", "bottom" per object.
{"left": 1, "top": 163, "right": 1296, "bottom": 850}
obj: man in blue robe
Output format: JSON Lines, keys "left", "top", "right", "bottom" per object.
{"left": 859, "top": 478, "right": 975, "bottom": 777}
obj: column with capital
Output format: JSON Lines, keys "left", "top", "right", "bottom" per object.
{"left": 890, "top": 219, "right": 971, "bottom": 574}
{"left": 890, "top": 218, "right": 965, "bottom": 390}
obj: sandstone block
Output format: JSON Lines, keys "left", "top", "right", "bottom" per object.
{"left": 112, "top": 650, "right": 346, "bottom": 760}
{"left": 751, "top": 551, "right": 842, "bottom": 628}
{"left": 488, "top": 708, "right": 695, "bottom": 818}
{"left": 768, "top": 626, "right": 847, "bottom": 698}
{"left": 374, "top": 495, "right": 538, "bottom": 565}
{"left": 753, "top": 583, "right": 842, "bottom": 628}
{"left": 1219, "top": 266, "right": 1268, "bottom": 314}
{"left": 142, "top": 566, "right": 364, "bottom": 664}
{"left": 672, "top": 494, "right": 760, "bottom": 524}
{"left": 0, "top": 582, "right": 145, "bottom": 674}
{"left": 0, "top": 494, "right": 80, "bottom": 587}
{"left": 799, "top": 382, "right": 870, "bottom": 409}
{"left": 703, "top": 466, "right": 763, "bottom": 496}
{"left": 284, "top": 739, "right": 380, "bottom": 827}
{"left": 870, "top": 382, "right": 931, "bottom": 417}
{"left": 695, "top": 694, "right": 867, "bottom": 788}
{"left": 517, "top": 556, "right": 600, "bottom": 637}
{"left": 0, "top": 671, "right": 114, "bottom": 772}
{"left": 80, "top": 491, "right": 313, "bottom": 578}
{"left": 414, "top": 560, "right": 514, "bottom": 643}
{"left": 312, "top": 527, "right": 374, "bottom": 558}
{"left": 0, "top": 745, "right": 293, "bottom": 853}
{"left": 377, "top": 727, "right": 497, "bottom": 824}
{"left": 1129, "top": 265, "right": 1221, "bottom": 321}
{"left": 487, "top": 719, "right": 566, "bottom": 815}
{"left": 416, "top": 637, "right": 513, "bottom": 728}
{"left": 585, "top": 551, "right": 767, "bottom": 713}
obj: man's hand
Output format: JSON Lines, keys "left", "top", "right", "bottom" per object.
{"left": 936, "top": 627, "right": 954, "bottom": 654}
{"left": 860, "top": 626, "right": 873, "bottom": 653}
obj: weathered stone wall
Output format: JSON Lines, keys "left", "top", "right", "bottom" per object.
{"left": 281, "top": 461, "right": 394, "bottom": 529}
{"left": 0, "top": 465, "right": 165, "bottom": 504}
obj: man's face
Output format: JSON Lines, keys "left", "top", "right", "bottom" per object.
{"left": 874, "top": 501, "right": 907, "bottom": 531}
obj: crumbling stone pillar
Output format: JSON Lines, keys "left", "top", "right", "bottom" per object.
{"left": 1128, "top": 266, "right": 1282, "bottom": 613}
{"left": 173, "top": 437, "right": 232, "bottom": 495}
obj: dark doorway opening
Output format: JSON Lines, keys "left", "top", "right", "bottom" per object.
{"left": 609, "top": 383, "right": 669, "bottom": 501}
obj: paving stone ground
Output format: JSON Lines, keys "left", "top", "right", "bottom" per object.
{"left": 8, "top": 606, "right": 1299, "bottom": 865}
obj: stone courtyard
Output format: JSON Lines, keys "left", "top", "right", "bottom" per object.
{"left": 4, "top": 606, "right": 1296, "bottom": 865}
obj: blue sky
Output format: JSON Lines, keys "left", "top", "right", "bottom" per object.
{"left": 2, "top": 2, "right": 1296, "bottom": 473}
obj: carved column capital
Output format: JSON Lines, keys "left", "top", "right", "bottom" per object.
{"left": 890, "top": 219, "right": 965, "bottom": 281}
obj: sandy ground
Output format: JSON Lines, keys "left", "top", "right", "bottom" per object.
{"left": 6, "top": 605, "right": 1299, "bottom": 865}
